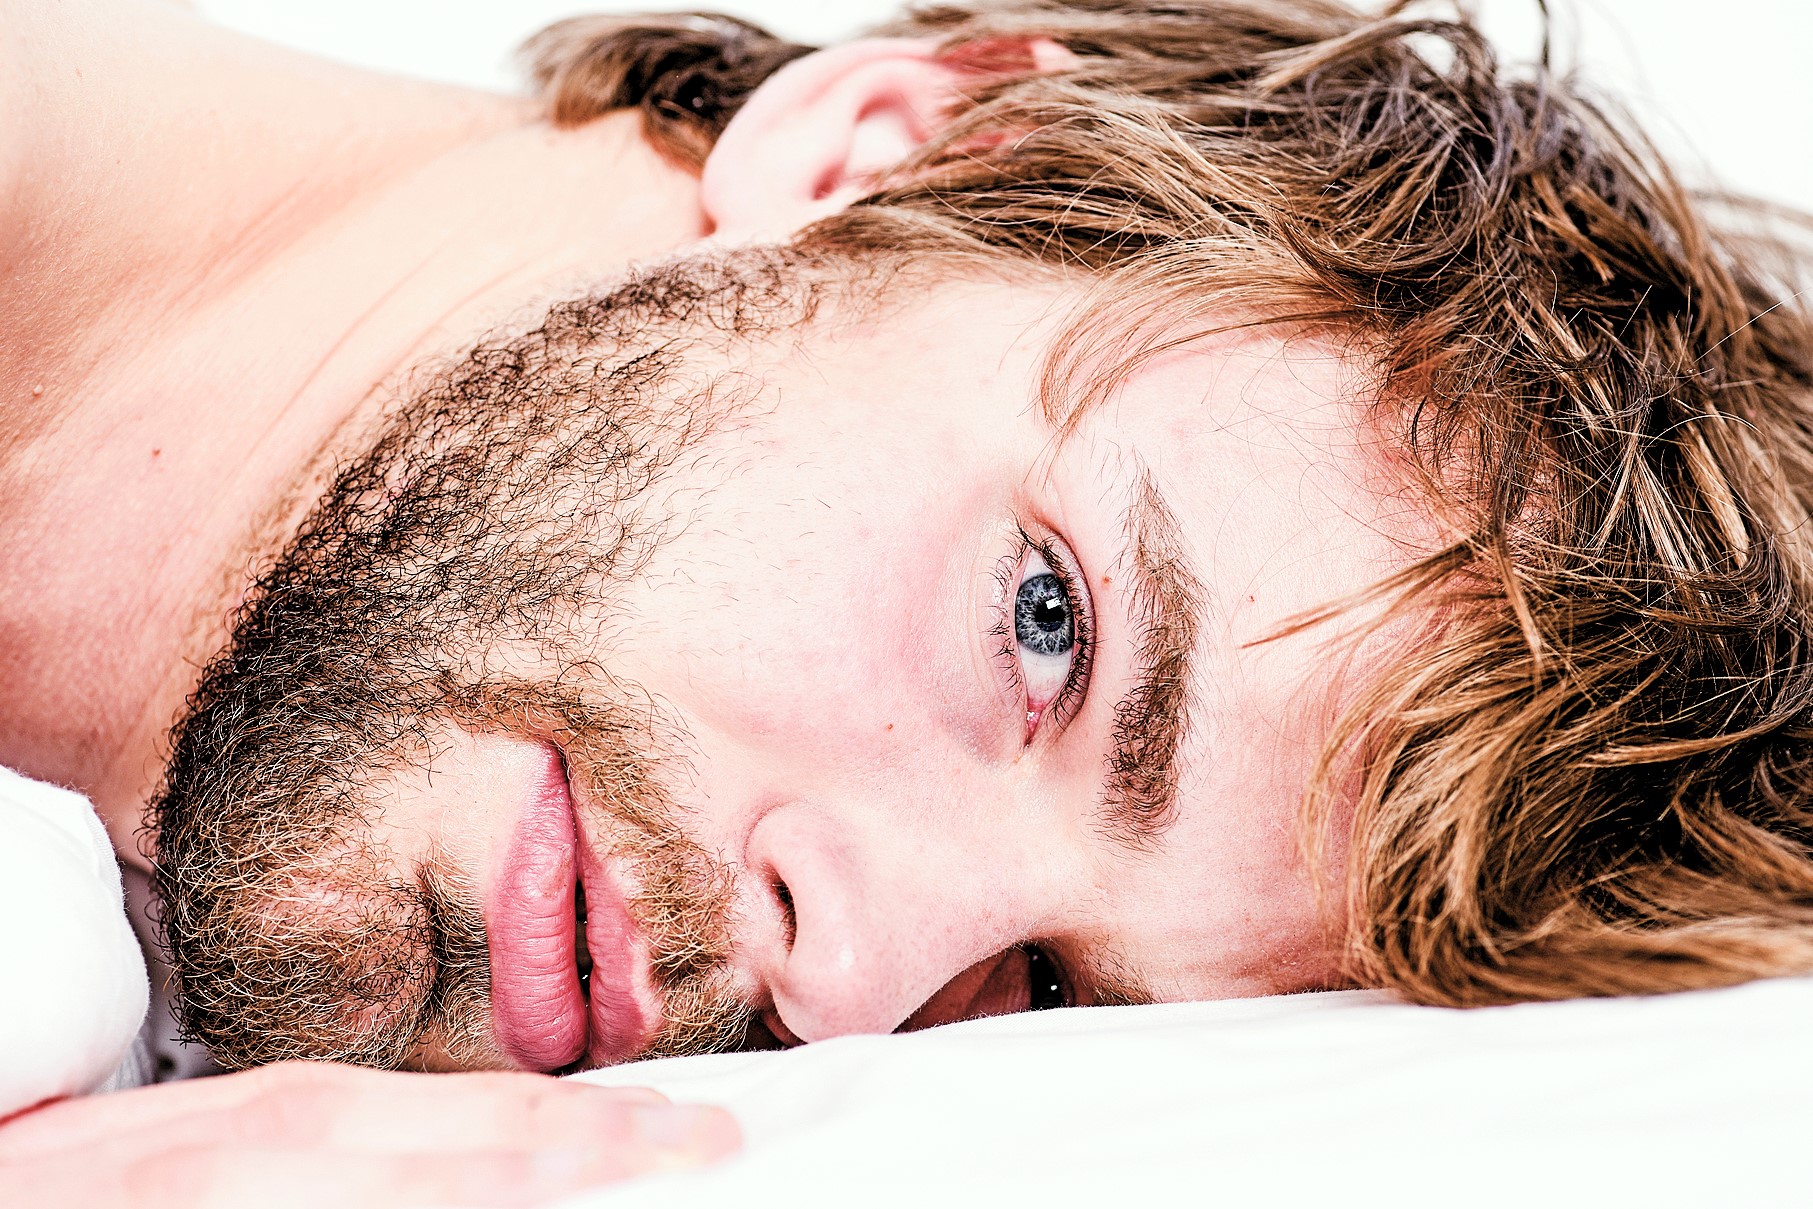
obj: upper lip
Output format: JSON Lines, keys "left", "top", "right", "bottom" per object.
{"left": 567, "top": 780, "right": 661, "bottom": 1067}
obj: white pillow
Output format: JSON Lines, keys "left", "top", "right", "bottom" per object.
{"left": 0, "top": 767, "right": 149, "bottom": 1116}
{"left": 566, "top": 976, "right": 1813, "bottom": 1207}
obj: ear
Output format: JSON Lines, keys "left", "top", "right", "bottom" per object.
{"left": 700, "top": 36, "right": 1077, "bottom": 242}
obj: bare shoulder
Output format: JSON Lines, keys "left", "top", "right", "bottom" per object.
{"left": 0, "top": 5, "right": 28, "bottom": 191}
{"left": 0, "top": 1, "right": 95, "bottom": 468}
{"left": 0, "top": 1, "right": 82, "bottom": 206}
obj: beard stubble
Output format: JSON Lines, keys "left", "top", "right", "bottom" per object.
{"left": 150, "top": 250, "right": 836, "bottom": 1071}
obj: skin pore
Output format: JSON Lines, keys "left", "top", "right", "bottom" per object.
{"left": 2, "top": 0, "right": 1417, "bottom": 1074}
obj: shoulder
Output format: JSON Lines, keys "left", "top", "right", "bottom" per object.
{"left": 0, "top": 6, "right": 26, "bottom": 199}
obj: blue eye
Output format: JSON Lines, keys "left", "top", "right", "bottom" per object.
{"left": 1010, "top": 548, "right": 1085, "bottom": 722}
{"left": 1015, "top": 571, "right": 1074, "bottom": 657}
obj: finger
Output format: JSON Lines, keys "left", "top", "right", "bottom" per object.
{"left": 0, "top": 1064, "right": 672, "bottom": 1163}
{"left": 0, "top": 1062, "right": 372, "bottom": 1159}
{"left": 229, "top": 1066, "right": 684, "bottom": 1154}
{"left": 2, "top": 1074, "right": 738, "bottom": 1207}
{"left": 134, "top": 1132, "right": 740, "bottom": 1209}
{"left": 0, "top": 1077, "right": 248, "bottom": 1161}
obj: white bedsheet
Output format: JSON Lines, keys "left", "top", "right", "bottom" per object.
{"left": 565, "top": 977, "right": 1813, "bottom": 1207}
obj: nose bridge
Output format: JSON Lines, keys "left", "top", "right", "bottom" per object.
{"left": 748, "top": 769, "right": 1057, "bottom": 1043}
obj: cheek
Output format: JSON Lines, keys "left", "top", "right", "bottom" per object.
{"left": 615, "top": 469, "right": 957, "bottom": 750}
{"left": 355, "top": 728, "right": 552, "bottom": 892}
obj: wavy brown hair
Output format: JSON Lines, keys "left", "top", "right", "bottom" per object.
{"left": 526, "top": 0, "right": 1813, "bottom": 1006}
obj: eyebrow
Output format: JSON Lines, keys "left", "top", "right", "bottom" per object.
{"left": 1100, "top": 468, "right": 1205, "bottom": 846}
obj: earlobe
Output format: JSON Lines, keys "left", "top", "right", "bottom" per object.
{"left": 700, "top": 36, "right": 1078, "bottom": 242}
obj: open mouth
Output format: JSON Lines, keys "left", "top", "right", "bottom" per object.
{"left": 485, "top": 744, "right": 654, "bottom": 1072}
{"left": 575, "top": 883, "right": 593, "bottom": 991}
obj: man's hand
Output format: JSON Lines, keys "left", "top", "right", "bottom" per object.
{"left": 0, "top": 1061, "right": 739, "bottom": 1208}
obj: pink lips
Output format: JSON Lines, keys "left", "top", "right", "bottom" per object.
{"left": 487, "top": 746, "right": 651, "bottom": 1071}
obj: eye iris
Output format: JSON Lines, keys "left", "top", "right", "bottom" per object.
{"left": 1015, "top": 572, "right": 1072, "bottom": 657}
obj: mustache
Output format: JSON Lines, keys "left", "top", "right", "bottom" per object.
{"left": 156, "top": 683, "right": 756, "bottom": 1071}
{"left": 470, "top": 686, "right": 757, "bottom": 1061}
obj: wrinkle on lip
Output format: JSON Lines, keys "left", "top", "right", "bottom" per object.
{"left": 575, "top": 882, "right": 593, "bottom": 984}
{"left": 573, "top": 836, "right": 658, "bottom": 1067}
{"left": 561, "top": 737, "right": 757, "bottom": 1065}
{"left": 487, "top": 745, "right": 588, "bottom": 1071}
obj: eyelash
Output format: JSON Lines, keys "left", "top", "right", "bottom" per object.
{"left": 988, "top": 525, "right": 1096, "bottom": 739}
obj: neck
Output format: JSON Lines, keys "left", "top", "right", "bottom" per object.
{"left": 0, "top": 0, "right": 707, "bottom": 863}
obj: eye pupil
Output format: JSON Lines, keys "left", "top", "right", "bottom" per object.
{"left": 1015, "top": 573, "right": 1073, "bottom": 656}
{"left": 1024, "top": 945, "right": 1066, "bottom": 1011}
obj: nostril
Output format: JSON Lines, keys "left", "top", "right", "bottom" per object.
{"left": 760, "top": 1005, "right": 806, "bottom": 1049}
{"left": 773, "top": 877, "right": 797, "bottom": 951}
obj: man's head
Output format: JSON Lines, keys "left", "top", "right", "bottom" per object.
{"left": 151, "top": 0, "right": 1813, "bottom": 1072}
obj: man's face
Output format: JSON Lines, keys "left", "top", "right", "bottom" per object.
{"left": 155, "top": 250, "right": 1410, "bottom": 1072}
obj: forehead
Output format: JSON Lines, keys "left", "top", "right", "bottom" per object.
{"left": 1071, "top": 317, "right": 1417, "bottom": 747}
{"left": 762, "top": 273, "right": 1417, "bottom": 693}
{"left": 1067, "top": 323, "right": 1402, "bottom": 542}
{"left": 791, "top": 274, "right": 1415, "bottom": 641}
{"left": 1052, "top": 324, "right": 1421, "bottom": 987}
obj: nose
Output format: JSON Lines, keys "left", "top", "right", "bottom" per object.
{"left": 744, "top": 801, "right": 1059, "bottom": 1043}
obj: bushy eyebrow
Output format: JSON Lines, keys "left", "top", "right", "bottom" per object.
{"left": 1101, "top": 470, "right": 1204, "bottom": 846}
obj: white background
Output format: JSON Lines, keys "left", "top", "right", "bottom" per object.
{"left": 192, "top": 0, "right": 1812, "bottom": 209}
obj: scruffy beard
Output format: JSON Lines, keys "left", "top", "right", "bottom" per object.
{"left": 151, "top": 249, "right": 832, "bottom": 1072}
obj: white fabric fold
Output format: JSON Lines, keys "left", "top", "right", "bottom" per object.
{"left": 0, "top": 766, "right": 150, "bottom": 1117}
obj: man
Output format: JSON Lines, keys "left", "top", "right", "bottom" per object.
{"left": 4, "top": 0, "right": 1811, "bottom": 1203}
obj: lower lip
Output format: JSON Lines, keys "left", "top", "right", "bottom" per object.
{"left": 487, "top": 747, "right": 653, "bottom": 1071}
{"left": 577, "top": 843, "right": 651, "bottom": 1067}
